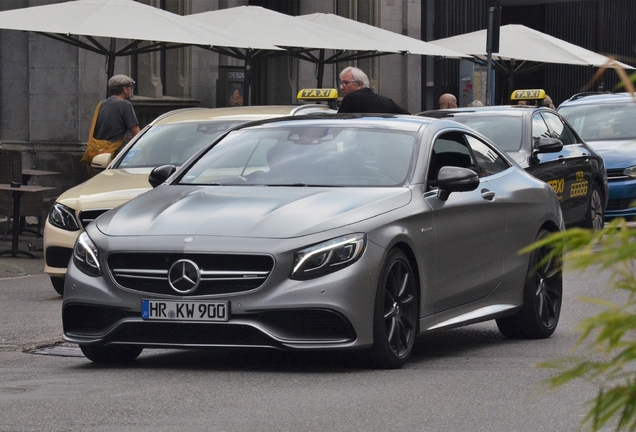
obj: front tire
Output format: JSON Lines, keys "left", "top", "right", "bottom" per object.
{"left": 581, "top": 182, "right": 604, "bottom": 230}
{"left": 50, "top": 276, "right": 65, "bottom": 296}
{"left": 80, "top": 345, "right": 143, "bottom": 364}
{"left": 496, "top": 229, "right": 562, "bottom": 339}
{"left": 364, "top": 249, "right": 418, "bottom": 369}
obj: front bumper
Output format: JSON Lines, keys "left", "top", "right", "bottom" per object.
{"left": 62, "top": 234, "right": 386, "bottom": 351}
{"left": 606, "top": 178, "right": 636, "bottom": 220}
{"left": 43, "top": 221, "right": 81, "bottom": 279}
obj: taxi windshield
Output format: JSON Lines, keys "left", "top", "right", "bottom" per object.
{"left": 115, "top": 120, "right": 247, "bottom": 169}
{"left": 446, "top": 115, "right": 523, "bottom": 152}
{"left": 558, "top": 102, "right": 636, "bottom": 141}
{"left": 179, "top": 126, "right": 417, "bottom": 187}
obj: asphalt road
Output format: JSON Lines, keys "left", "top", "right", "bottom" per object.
{"left": 0, "top": 244, "right": 624, "bottom": 431}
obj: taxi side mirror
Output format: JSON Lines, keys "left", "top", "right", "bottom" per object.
{"left": 90, "top": 153, "right": 113, "bottom": 171}
{"left": 534, "top": 137, "right": 563, "bottom": 154}
{"left": 148, "top": 164, "right": 177, "bottom": 188}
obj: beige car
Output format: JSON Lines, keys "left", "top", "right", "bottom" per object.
{"left": 44, "top": 100, "right": 336, "bottom": 295}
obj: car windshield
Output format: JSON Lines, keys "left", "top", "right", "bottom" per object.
{"left": 444, "top": 115, "right": 523, "bottom": 151}
{"left": 179, "top": 125, "right": 417, "bottom": 187}
{"left": 559, "top": 102, "right": 636, "bottom": 141}
{"left": 115, "top": 120, "right": 247, "bottom": 169}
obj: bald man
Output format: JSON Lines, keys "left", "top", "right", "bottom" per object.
{"left": 439, "top": 93, "right": 458, "bottom": 109}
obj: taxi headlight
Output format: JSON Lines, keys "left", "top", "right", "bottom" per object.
{"left": 624, "top": 166, "right": 636, "bottom": 179}
{"left": 73, "top": 232, "right": 101, "bottom": 276}
{"left": 291, "top": 234, "right": 366, "bottom": 280}
{"left": 48, "top": 203, "right": 80, "bottom": 231}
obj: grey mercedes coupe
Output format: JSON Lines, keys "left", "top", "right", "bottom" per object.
{"left": 63, "top": 115, "right": 565, "bottom": 369}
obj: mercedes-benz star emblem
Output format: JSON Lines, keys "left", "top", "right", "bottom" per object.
{"left": 168, "top": 259, "right": 201, "bottom": 294}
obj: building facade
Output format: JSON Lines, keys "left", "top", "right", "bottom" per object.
{"left": 0, "top": 0, "right": 633, "bottom": 201}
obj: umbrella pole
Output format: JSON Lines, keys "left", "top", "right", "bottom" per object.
{"left": 105, "top": 38, "right": 116, "bottom": 97}
{"left": 243, "top": 57, "right": 251, "bottom": 106}
{"left": 316, "top": 49, "right": 325, "bottom": 88}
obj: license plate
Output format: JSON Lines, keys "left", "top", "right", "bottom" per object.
{"left": 141, "top": 299, "right": 229, "bottom": 322}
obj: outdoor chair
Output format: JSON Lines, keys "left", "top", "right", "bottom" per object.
{"left": 0, "top": 149, "right": 44, "bottom": 240}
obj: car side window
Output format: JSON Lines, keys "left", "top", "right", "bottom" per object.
{"left": 542, "top": 112, "right": 577, "bottom": 145}
{"left": 427, "top": 132, "right": 476, "bottom": 188}
{"left": 465, "top": 135, "right": 511, "bottom": 177}
{"left": 532, "top": 113, "right": 551, "bottom": 147}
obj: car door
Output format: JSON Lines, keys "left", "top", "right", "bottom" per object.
{"left": 423, "top": 131, "right": 511, "bottom": 313}
{"left": 541, "top": 111, "right": 592, "bottom": 222}
{"left": 526, "top": 111, "right": 592, "bottom": 224}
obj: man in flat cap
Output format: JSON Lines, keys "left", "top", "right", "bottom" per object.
{"left": 81, "top": 74, "right": 140, "bottom": 177}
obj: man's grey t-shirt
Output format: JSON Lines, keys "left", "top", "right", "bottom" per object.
{"left": 93, "top": 97, "right": 139, "bottom": 142}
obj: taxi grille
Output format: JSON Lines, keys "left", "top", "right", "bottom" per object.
{"left": 107, "top": 252, "right": 274, "bottom": 296}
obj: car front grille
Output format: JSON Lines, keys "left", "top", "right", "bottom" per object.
{"left": 606, "top": 168, "right": 631, "bottom": 182}
{"left": 78, "top": 209, "right": 110, "bottom": 228}
{"left": 107, "top": 252, "right": 274, "bottom": 296}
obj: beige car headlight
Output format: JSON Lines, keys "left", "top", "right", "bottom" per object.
{"left": 49, "top": 203, "right": 80, "bottom": 231}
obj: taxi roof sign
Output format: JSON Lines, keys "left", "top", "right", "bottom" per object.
{"left": 297, "top": 88, "right": 339, "bottom": 101}
{"left": 510, "top": 89, "right": 547, "bottom": 101}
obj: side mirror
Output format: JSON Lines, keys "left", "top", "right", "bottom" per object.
{"left": 148, "top": 165, "right": 177, "bottom": 188}
{"left": 535, "top": 137, "right": 563, "bottom": 153}
{"left": 90, "top": 153, "right": 113, "bottom": 171}
{"left": 436, "top": 166, "right": 480, "bottom": 201}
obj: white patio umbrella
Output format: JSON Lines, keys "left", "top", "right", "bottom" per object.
{"left": 429, "top": 24, "right": 633, "bottom": 102}
{"left": 187, "top": 7, "right": 467, "bottom": 87}
{"left": 0, "top": 0, "right": 282, "bottom": 80}
{"left": 186, "top": 6, "right": 401, "bottom": 88}
{"left": 429, "top": 24, "right": 632, "bottom": 69}
{"left": 298, "top": 12, "right": 468, "bottom": 59}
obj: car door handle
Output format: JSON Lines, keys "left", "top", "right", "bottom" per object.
{"left": 481, "top": 189, "right": 495, "bottom": 201}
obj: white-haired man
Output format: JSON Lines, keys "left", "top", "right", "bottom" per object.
{"left": 337, "top": 66, "right": 410, "bottom": 114}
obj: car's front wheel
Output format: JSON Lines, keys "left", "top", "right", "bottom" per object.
{"left": 80, "top": 345, "right": 143, "bottom": 363}
{"left": 496, "top": 229, "right": 562, "bottom": 339}
{"left": 50, "top": 276, "right": 64, "bottom": 296}
{"left": 364, "top": 249, "right": 418, "bottom": 369}
{"left": 581, "top": 182, "right": 604, "bottom": 230}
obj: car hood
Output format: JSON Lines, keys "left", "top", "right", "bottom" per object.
{"left": 585, "top": 139, "right": 636, "bottom": 169}
{"left": 56, "top": 168, "right": 153, "bottom": 210}
{"left": 96, "top": 185, "right": 412, "bottom": 239}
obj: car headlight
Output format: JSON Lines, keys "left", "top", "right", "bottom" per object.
{"left": 624, "top": 166, "right": 636, "bottom": 179}
{"left": 48, "top": 203, "right": 80, "bottom": 231}
{"left": 291, "top": 234, "right": 366, "bottom": 280}
{"left": 73, "top": 232, "right": 101, "bottom": 276}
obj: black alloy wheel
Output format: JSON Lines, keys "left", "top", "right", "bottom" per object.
{"left": 496, "top": 229, "right": 562, "bottom": 339}
{"left": 365, "top": 249, "right": 418, "bottom": 369}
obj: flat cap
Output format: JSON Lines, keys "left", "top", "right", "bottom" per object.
{"left": 108, "top": 74, "right": 135, "bottom": 89}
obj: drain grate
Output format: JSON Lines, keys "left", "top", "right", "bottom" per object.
{"left": 29, "top": 345, "right": 85, "bottom": 358}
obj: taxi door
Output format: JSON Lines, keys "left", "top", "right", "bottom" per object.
{"left": 530, "top": 112, "right": 591, "bottom": 223}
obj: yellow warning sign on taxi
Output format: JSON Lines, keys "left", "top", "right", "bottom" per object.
{"left": 297, "top": 88, "right": 339, "bottom": 101}
{"left": 510, "top": 89, "right": 546, "bottom": 100}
